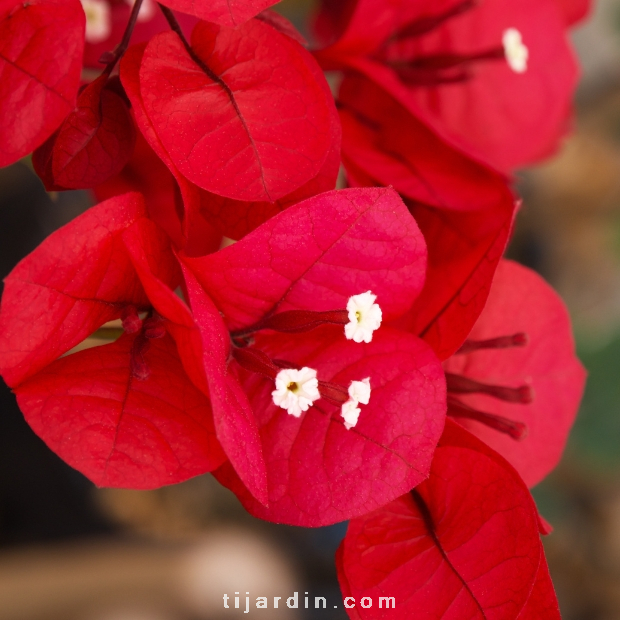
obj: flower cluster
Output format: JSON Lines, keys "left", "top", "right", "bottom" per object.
{"left": 0, "top": 0, "right": 590, "bottom": 616}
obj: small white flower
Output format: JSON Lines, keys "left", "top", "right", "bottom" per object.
{"left": 341, "top": 400, "right": 361, "bottom": 430}
{"left": 341, "top": 378, "right": 371, "bottom": 430}
{"left": 348, "top": 377, "right": 371, "bottom": 405}
{"left": 502, "top": 28, "right": 528, "bottom": 74}
{"left": 81, "top": 0, "right": 111, "bottom": 43}
{"left": 272, "top": 367, "right": 320, "bottom": 417}
{"left": 344, "top": 291, "right": 382, "bottom": 343}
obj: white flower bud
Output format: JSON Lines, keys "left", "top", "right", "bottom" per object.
{"left": 345, "top": 291, "right": 382, "bottom": 343}
{"left": 503, "top": 28, "right": 528, "bottom": 73}
{"left": 341, "top": 400, "right": 361, "bottom": 430}
{"left": 341, "top": 378, "right": 371, "bottom": 430}
{"left": 348, "top": 377, "right": 371, "bottom": 405}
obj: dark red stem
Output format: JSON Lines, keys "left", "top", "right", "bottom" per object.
{"left": 318, "top": 381, "right": 349, "bottom": 405}
{"left": 231, "top": 309, "right": 348, "bottom": 339}
{"left": 457, "top": 333, "right": 529, "bottom": 354}
{"left": 233, "top": 347, "right": 280, "bottom": 380}
{"left": 448, "top": 397, "right": 528, "bottom": 440}
{"left": 99, "top": 0, "right": 145, "bottom": 72}
{"left": 446, "top": 373, "right": 534, "bottom": 404}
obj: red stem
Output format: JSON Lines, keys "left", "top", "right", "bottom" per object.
{"left": 99, "top": 0, "right": 145, "bottom": 73}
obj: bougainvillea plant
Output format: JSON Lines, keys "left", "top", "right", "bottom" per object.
{"left": 0, "top": 0, "right": 591, "bottom": 616}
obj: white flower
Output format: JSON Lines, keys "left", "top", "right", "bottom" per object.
{"left": 341, "top": 400, "right": 361, "bottom": 430}
{"left": 503, "top": 28, "right": 528, "bottom": 74}
{"left": 81, "top": 0, "right": 111, "bottom": 43}
{"left": 341, "top": 378, "right": 371, "bottom": 430}
{"left": 348, "top": 377, "right": 371, "bottom": 405}
{"left": 272, "top": 367, "right": 320, "bottom": 417}
{"left": 344, "top": 291, "right": 382, "bottom": 343}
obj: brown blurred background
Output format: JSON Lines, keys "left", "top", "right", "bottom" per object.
{"left": 2, "top": 0, "right": 620, "bottom": 618}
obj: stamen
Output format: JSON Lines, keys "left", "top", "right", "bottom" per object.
{"left": 503, "top": 28, "right": 529, "bottom": 73}
{"left": 345, "top": 291, "right": 382, "bottom": 343}
{"left": 446, "top": 373, "right": 534, "bottom": 404}
{"left": 448, "top": 397, "right": 528, "bottom": 440}
{"left": 272, "top": 367, "right": 320, "bottom": 417}
{"left": 457, "top": 333, "right": 528, "bottom": 354}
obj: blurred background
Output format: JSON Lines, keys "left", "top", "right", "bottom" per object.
{"left": 2, "top": 0, "right": 620, "bottom": 618}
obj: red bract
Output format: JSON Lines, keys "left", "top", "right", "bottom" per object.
{"left": 0, "top": 0, "right": 84, "bottom": 167}
{"left": 0, "top": 192, "right": 227, "bottom": 488}
{"left": 182, "top": 186, "right": 426, "bottom": 329}
{"left": 555, "top": 0, "right": 592, "bottom": 26}
{"left": 336, "top": 420, "right": 560, "bottom": 619}
{"left": 120, "top": 44, "right": 229, "bottom": 252}
{"left": 177, "top": 186, "right": 446, "bottom": 526}
{"left": 93, "top": 128, "right": 224, "bottom": 256}
{"left": 443, "top": 259, "right": 586, "bottom": 487}
{"left": 120, "top": 228, "right": 269, "bottom": 505}
{"left": 214, "top": 326, "right": 446, "bottom": 527}
{"left": 157, "top": 0, "right": 279, "bottom": 27}
{"left": 137, "top": 18, "right": 335, "bottom": 202}
{"left": 0, "top": 193, "right": 164, "bottom": 387}
{"left": 15, "top": 332, "right": 225, "bottom": 488}
{"left": 32, "top": 73, "right": 136, "bottom": 190}
{"left": 0, "top": 186, "right": 447, "bottom": 519}
{"left": 191, "top": 40, "right": 342, "bottom": 240}
{"left": 120, "top": 28, "right": 341, "bottom": 241}
{"left": 315, "top": 0, "right": 579, "bottom": 172}
{"left": 93, "top": 130, "right": 187, "bottom": 250}
{"left": 338, "top": 78, "right": 516, "bottom": 359}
